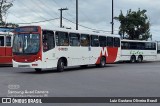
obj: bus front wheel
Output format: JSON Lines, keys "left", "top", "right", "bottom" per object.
{"left": 57, "top": 59, "right": 65, "bottom": 72}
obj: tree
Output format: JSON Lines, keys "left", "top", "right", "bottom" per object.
{"left": 114, "top": 9, "right": 152, "bottom": 40}
{"left": 0, "top": 0, "right": 18, "bottom": 27}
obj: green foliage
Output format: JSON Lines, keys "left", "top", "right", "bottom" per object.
{"left": 114, "top": 9, "right": 152, "bottom": 40}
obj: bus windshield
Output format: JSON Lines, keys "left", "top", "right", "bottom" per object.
{"left": 13, "top": 34, "right": 40, "bottom": 55}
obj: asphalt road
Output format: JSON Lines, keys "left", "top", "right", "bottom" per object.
{"left": 0, "top": 62, "right": 160, "bottom": 106}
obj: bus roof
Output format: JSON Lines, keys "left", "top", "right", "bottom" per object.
{"left": 121, "top": 39, "right": 156, "bottom": 43}
{"left": 43, "top": 28, "right": 120, "bottom": 38}
{"left": 17, "top": 25, "right": 120, "bottom": 38}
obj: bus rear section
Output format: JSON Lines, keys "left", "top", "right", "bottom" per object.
{"left": 0, "top": 32, "right": 13, "bottom": 65}
{"left": 12, "top": 26, "right": 121, "bottom": 72}
{"left": 120, "top": 40, "right": 157, "bottom": 63}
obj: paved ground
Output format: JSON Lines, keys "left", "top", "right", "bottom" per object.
{"left": 0, "top": 61, "right": 160, "bottom": 106}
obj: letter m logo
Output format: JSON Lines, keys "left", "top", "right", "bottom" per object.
{"left": 101, "top": 47, "right": 108, "bottom": 57}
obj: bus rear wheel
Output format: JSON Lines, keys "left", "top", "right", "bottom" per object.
{"left": 35, "top": 68, "right": 42, "bottom": 72}
{"left": 97, "top": 57, "right": 106, "bottom": 67}
{"left": 137, "top": 56, "right": 143, "bottom": 63}
{"left": 57, "top": 59, "right": 65, "bottom": 72}
{"left": 130, "top": 55, "right": 136, "bottom": 63}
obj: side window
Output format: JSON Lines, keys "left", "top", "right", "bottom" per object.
{"left": 91, "top": 35, "right": 99, "bottom": 47}
{"left": 114, "top": 37, "right": 120, "bottom": 47}
{"left": 43, "top": 30, "right": 55, "bottom": 52}
{"left": 145, "top": 42, "right": 152, "bottom": 50}
{"left": 0, "top": 36, "right": 4, "bottom": 46}
{"left": 99, "top": 36, "right": 106, "bottom": 47}
{"left": 107, "top": 37, "right": 113, "bottom": 47}
{"left": 137, "top": 42, "right": 145, "bottom": 50}
{"left": 6, "top": 36, "right": 12, "bottom": 46}
{"left": 151, "top": 43, "right": 156, "bottom": 50}
{"left": 69, "top": 33, "right": 80, "bottom": 46}
{"left": 121, "top": 42, "right": 130, "bottom": 49}
{"left": 130, "top": 42, "right": 137, "bottom": 49}
{"left": 81, "top": 34, "right": 90, "bottom": 46}
{"left": 56, "top": 31, "right": 69, "bottom": 46}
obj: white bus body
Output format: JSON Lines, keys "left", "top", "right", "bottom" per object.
{"left": 120, "top": 39, "right": 157, "bottom": 62}
{"left": 12, "top": 26, "right": 121, "bottom": 72}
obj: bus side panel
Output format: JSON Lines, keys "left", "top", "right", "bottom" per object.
{"left": 95, "top": 47, "right": 119, "bottom": 64}
{"left": 106, "top": 47, "right": 119, "bottom": 63}
{"left": 90, "top": 47, "right": 102, "bottom": 64}
{"left": 114, "top": 47, "right": 121, "bottom": 62}
{"left": 121, "top": 50, "right": 157, "bottom": 61}
{"left": 68, "top": 47, "right": 89, "bottom": 66}
{"left": 5, "top": 47, "right": 12, "bottom": 56}
{"left": 0, "top": 47, "right": 12, "bottom": 64}
{"left": 0, "top": 47, "right": 5, "bottom": 56}
{"left": 42, "top": 49, "right": 58, "bottom": 68}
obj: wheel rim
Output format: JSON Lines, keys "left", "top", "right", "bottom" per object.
{"left": 131, "top": 57, "right": 135, "bottom": 63}
{"left": 101, "top": 58, "right": 105, "bottom": 66}
{"left": 60, "top": 61, "right": 64, "bottom": 70}
{"left": 138, "top": 57, "right": 142, "bottom": 62}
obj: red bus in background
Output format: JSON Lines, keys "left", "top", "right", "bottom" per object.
{"left": 0, "top": 27, "right": 14, "bottom": 65}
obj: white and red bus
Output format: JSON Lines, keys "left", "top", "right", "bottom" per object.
{"left": 12, "top": 26, "right": 121, "bottom": 72}
{"left": 120, "top": 39, "right": 157, "bottom": 63}
{"left": 0, "top": 27, "right": 14, "bottom": 64}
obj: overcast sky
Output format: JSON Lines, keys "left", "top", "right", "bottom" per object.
{"left": 6, "top": 0, "right": 160, "bottom": 41}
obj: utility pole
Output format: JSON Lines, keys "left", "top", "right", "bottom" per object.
{"left": 59, "top": 8, "right": 68, "bottom": 28}
{"left": 76, "top": 0, "right": 78, "bottom": 30}
{"left": 111, "top": 0, "right": 114, "bottom": 34}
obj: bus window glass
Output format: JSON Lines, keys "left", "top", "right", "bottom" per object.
{"left": 56, "top": 32, "right": 69, "bottom": 46}
{"left": 91, "top": 35, "right": 99, "bottom": 47}
{"left": 6, "top": 36, "right": 11, "bottom": 46}
{"left": 0, "top": 36, "right": 4, "bottom": 46}
{"left": 145, "top": 42, "right": 152, "bottom": 50}
{"left": 137, "top": 42, "right": 145, "bottom": 50}
{"left": 81, "top": 34, "right": 90, "bottom": 46}
{"left": 151, "top": 43, "right": 156, "bottom": 50}
{"left": 99, "top": 36, "right": 106, "bottom": 47}
{"left": 107, "top": 37, "right": 113, "bottom": 47}
{"left": 130, "top": 42, "right": 137, "bottom": 49}
{"left": 13, "top": 34, "right": 40, "bottom": 54}
{"left": 121, "top": 42, "right": 129, "bottom": 49}
{"left": 114, "top": 37, "right": 120, "bottom": 47}
{"left": 43, "top": 30, "right": 55, "bottom": 52}
{"left": 69, "top": 33, "right": 80, "bottom": 46}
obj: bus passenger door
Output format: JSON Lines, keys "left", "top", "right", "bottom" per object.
{"left": 80, "top": 34, "right": 90, "bottom": 65}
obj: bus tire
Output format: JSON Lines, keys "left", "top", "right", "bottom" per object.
{"left": 98, "top": 57, "right": 106, "bottom": 67}
{"left": 35, "top": 68, "right": 42, "bottom": 72}
{"left": 130, "top": 55, "right": 136, "bottom": 63}
{"left": 57, "top": 59, "right": 65, "bottom": 72}
{"left": 137, "top": 56, "right": 143, "bottom": 63}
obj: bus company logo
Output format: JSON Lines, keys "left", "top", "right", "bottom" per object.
{"left": 101, "top": 47, "right": 108, "bottom": 56}
{"left": 2, "top": 98, "right": 11, "bottom": 103}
